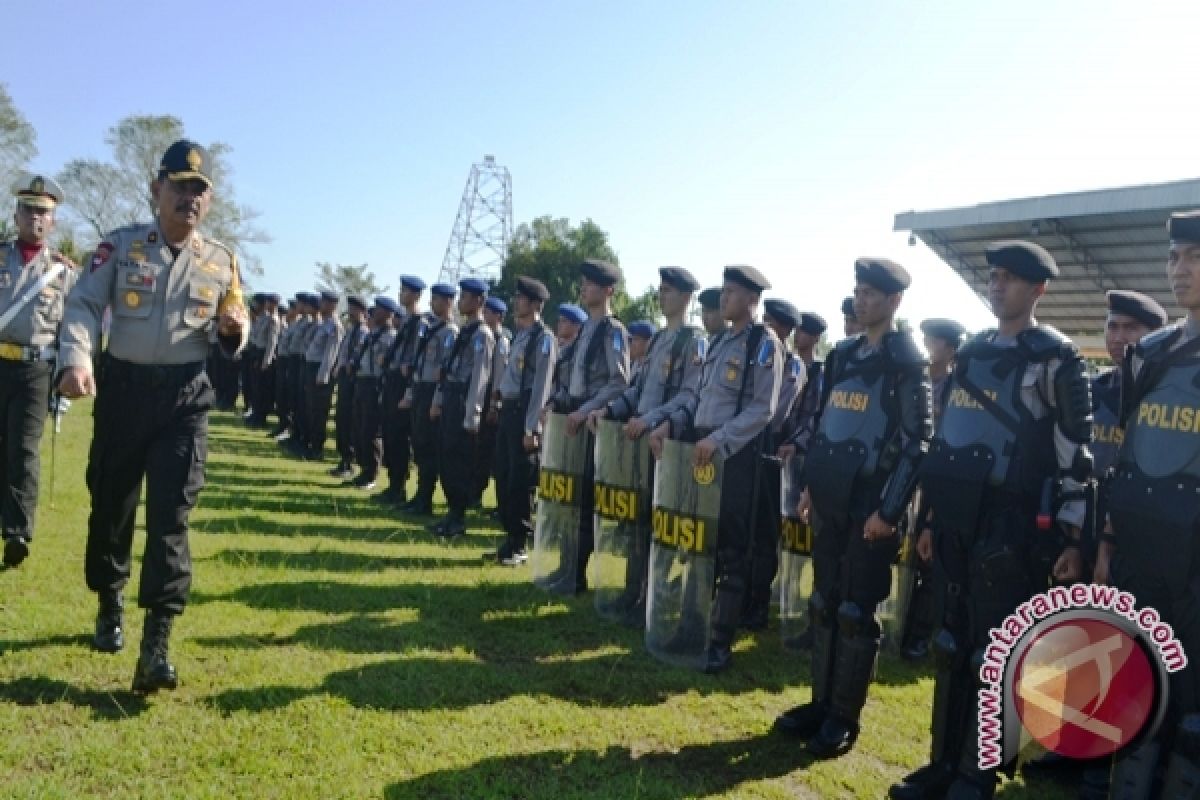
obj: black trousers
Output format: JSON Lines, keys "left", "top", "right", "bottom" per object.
{"left": 410, "top": 382, "right": 440, "bottom": 501}
{"left": 709, "top": 443, "right": 759, "bottom": 647}
{"left": 438, "top": 388, "right": 475, "bottom": 514}
{"left": 84, "top": 356, "right": 211, "bottom": 615}
{"left": 473, "top": 414, "right": 499, "bottom": 506}
{"left": 291, "top": 358, "right": 310, "bottom": 445}
{"left": 353, "top": 377, "right": 382, "bottom": 479}
{"left": 253, "top": 358, "right": 276, "bottom": 423}
{"left": 209, "top": 343, "right": 238, "bottom": 409}
{"left": 495, "top": 397, "right": 538, "bottom": 554}
{"left": 334, "top": 372, "right": 356, "bottom": 466}
{"left": 577, "top": 432, "right": 597, "bottom": 586}
{"left": 304, "top": 363, "right": 334, "bottom": 454}
{"left": 0, "top": 359, "right": 51, "bottom": 542}
{"left": 747, "top": 456, "right": 782, "bottom": 611}
{"left": 381, "top": 372, "right": 412, "bottom": 492}
{"left": 240, "top": 346, "right": 260, "bottom": 411}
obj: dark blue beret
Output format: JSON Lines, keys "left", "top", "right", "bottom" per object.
{"left": 854, "top": 258, "right": 911, "bottom": 294}
{"left": 799, "top": 312, "right": 826, "bottom": 336}
{"left": 400, "top": 275, "right": 427, "bottom": 292}
{"left": 319, "top": 289, "right": 339, "bottom": 303}
{"left": 459, "top": 277, "right": 489, "bottom": 296}
{"left": 763, "top": 298, "right": 803, "bottom": 330}
{"left": 252, "top": 293, "right": 266, "bottom": 305}
{"left": 485, "top": 296, "right": 507, "bottom": 314}
{"left": 920, "top": 318, "right": 967, "bottom": 343}
{"left": 558, "top": 303, "right": 586, "bottom": 325}
{"left": 659, "top": 266, "right": 700, "bottom": 293}
{"left": 374, "top": 296, "right": 401, "bottom": 315}
{"left": 516, "top": 275, "right": 550, "bottom": 302}
{"left": 346, "top": 295, "right": 367, "bottom": 311}
{"left": 628, "top": 320, "right": 657, "bottom": 339}
{"left": 431, "top": 283, "right": 457, "bottom": 299}
{"left": 723, "top": 265, "right": 771, "bottom": 293}
{"left": 698, "top": 287, "right": 722, "bottom": 311}
{"left": 1107, "top": 290, "right": 1167, "bottom": 329}
{"left": 265, "top": 293, "right": 281, "bottom": 305}
{"left": 984, "top": 241, "right": 1058, "bottom": 282}
{"left": 580, "top": 259, "right": 621, "bottom": 287}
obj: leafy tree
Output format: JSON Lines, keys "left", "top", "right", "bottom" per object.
{"left": 0, "top": 83, "right": 36, "bottom": 201}
{"left": 614, "top": 284, "right": 662, "bottom": 327}
{"left": 314, "top": 262, "right": 388, "bottom": 299}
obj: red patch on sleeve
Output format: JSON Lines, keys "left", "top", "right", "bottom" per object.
{"left": 90, "top": 243, "right": 114, "bottom": 273}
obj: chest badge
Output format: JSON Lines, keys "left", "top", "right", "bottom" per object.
{"left": 125, "top": 291, "right": 142, "bottom": 309}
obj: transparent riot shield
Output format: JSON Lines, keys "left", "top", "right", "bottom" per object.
{"left": 779, "top": 455, "right": 814, "bottom": 652}
{"left": 592, "top": 419, "right": 653, "bottom": 626}
{"left": 879, "top": 491, "right": 920, "bottom": 653}
{"left": 645, "top": 439, "right": 722, "bottom": 670}
{"left": 531, "top": 412, "right": 589, "bottom": 595}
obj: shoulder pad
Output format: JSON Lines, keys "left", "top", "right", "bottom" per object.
{"left": 833, "top": 334, "right": 862, "bottom": 356}
{"left": 1017, "top": 325, "right": 1076, "bottom": 361}
{"left": 1134, "top": 323, "right": 1183, "bottom": 360}
{"left": 884, "top": 330, "right": 928, "bottom": 367}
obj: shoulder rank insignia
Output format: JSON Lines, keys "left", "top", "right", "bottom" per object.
{"left": 756, "top": 338, "right": 775, "bottom": 367}
{"left": 612, "top": 330, "right": 623, "bottom": 352}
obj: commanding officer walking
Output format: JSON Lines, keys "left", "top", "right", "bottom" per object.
{"left": 0, "top": 173, "right": 76, "bottom": 569}
{"left": 487, "top": 277, "right": 555, "bottom": 565}
{"left": 430, "top": 278, "right": 494, "bottom": 538}
{"left": 890, "top": 241, "right": 1091, "bottom": 799}
{"left": 1095, "top": 217, "right": 1200, "bottom": 799}
{"left": 57, "top": 140, "right": 248, "bottom": 692}
{"left": 350, "top": 298, "right": 398, "bottom": 490}
{"left": 648, "top": 265, "right": 783, "bottom": 672}
{"left": 474, "top": 295, "right": 509, "bottom": 509}
{"left": 399, "top": 283, "right": 457, "bottom": 514}
{"left": 554, "top": 260, "right": 630, "bottom": 591}
{"left": 777, "top": 258, "right": 931, "bottom": 758}
{"left": 330, "top": 295, "right": 368, "bottom": 478}
{"left": 378, "top": 276, "right": 427, "bottom": 505}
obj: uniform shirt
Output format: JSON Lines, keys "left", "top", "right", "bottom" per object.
{"left": 930, "top": 371, "right": 952, "bottom": 429}
{"left": 0, "top": 240, "right": 77, "bottom": 348}
{"left": 356, "top": 326, "right": 395, "bottom": 378}
{"left": 285, "top": 316, "right": 313, "bottom": 357}
{"left": 335, "top": 320, "right": 368, "bottom": 377}
{"left": 305, "top": 314, "right": 344, "bottom": 384}
{"left": 613, "top": 325, "right": 705, "bottom": 423}
{"left": 563, "top": 315, "right": 630, "bottom": 414}
{"left": 60, "top": 222, "right": 245, "bottom": 368}
{"left": 436, "top": 319, "right": 494, "bottom": 431}
{"left": 551, "top": 338, "right": 578, "bottom": 404}
{"left": 768, "top": 352, "right": 807, "bottom": 435}
{"left": 497, "top": 320, "right": 557, "bottom": 435}
{"left": 667, "top": 322, "right": 784, "bottom": 457}
{"left": 248, "top": 313, "right": 269, "bottom": 349}
{"left": 783, "top": 359, "right": 822, "bottom": 451}
{"left": 386, "top": 311, "right": 424, "bottom": 372}
{"left": 260, "top": 313, "right": 282, "bottom": 367}
{"left": 276, "top": 320, "right": 297, "bottom": 358}
{"left": 489, "top": 325, "right": 510, "bottom": 396}
{"left": 402, "top": 316, "right": 457, "bottom": 405}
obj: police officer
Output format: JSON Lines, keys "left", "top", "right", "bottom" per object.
{"left": 330, "top": 295, "right": 368, "bottom": 479}
{"left": 57, "top": 140, "right": 248, "bottom": 692}
{"left": 841, "top": 296, "right": 863, "bottom": 337}
{"left": 377, "top": 276, "right": 427, "bottom": 505}
{"left": 549, "top": 303, "right": 585, "bottom": 403}
{"left": 285, "top": 293, "right": 318, "bottom": 447}
{"left": 777, "top": 258, "right": 931, "bottom": 758}
{"left": 890, "top": 241, "right": 1091, "bottom": 799}
{"left": 298, "top": 290, "right": 343, "bottom": 460}
{"left": 399, "top": 283, "right": 457, "bottom": 514}
{"left": 350, "top": 297, "right": 398, "bottom": 490}
{"left": 248, "top": 292, "right": 281, "bottom": 428}
{"left": 1096, "top": 216, "right": 1200, "bottom": 800}
{"left": 269, "top": 295, "right": 303, "bottom": 439}
{"left": 742, "top": 297, "right": 807, "bottom": 629}
{"left": 698, "top": 287, "right": 728, "bottom": 340}
{"left": 648, "top": 265, "right": 784, "bottom": 672}
{"left": 240, "top": 294, "right": 264, "bottom": 419}
{"left": 0, "top": 173, "right": 76, "bottom": 568}
{"left": 487, "top": 278, "right": 556, "bottom": 564}
{"left": 588, "top": 266, "right": 704, "bottom": 610}
{"left": 430, "top": 278, "right": 494, "bottom": 538}
{"left": 554, "top": 260, "right": 630, "bottom": 591}
{"left": 473, "top": 294, "right": 509, "bottom": 510}
{"left": 628, "top": 320, "right": 657, "bottom": 384}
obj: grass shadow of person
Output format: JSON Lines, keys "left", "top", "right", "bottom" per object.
{"left": 0, "top": 676, "right": 150, "bottom": 721}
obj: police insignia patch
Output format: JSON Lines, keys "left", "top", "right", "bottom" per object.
{"left": 613, "top": 330, "right": 623, "bottom": 352}
{"left": 90, "top": 243, "right": 114, "bottom": 273}
{"left": 693, "top": 463, "right": 716, "bottom": 486}
{"left": 725, "top": 367, "right": 738, "bottom": 382}
{"left": 542, "top": 334, "right": 552, "bottom": 356}
{"left": 789, "top": 358, "right": 802, "bottom": 378}
{"left": 186, "top": 148, "right": 203, "bottom": 171}
{"left": 693, "top": 338, "right": 706, "bottom": 365}
{"left": 125, "top": 291, "right": 141, "bottom": 308}
{"left": 756, "top": 338, "right": 775, "bottom": 366}
{"left": 474, "top": 336, "right": 484, "bottom": 353}
{"left": 147, "top": 231, "right": 158, "bottom": 244}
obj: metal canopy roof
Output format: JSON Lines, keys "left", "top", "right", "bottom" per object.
{"left": 894, "top": 178, "right": 1200, "bottom": 355}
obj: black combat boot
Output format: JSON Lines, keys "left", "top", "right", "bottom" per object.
{"left": 92, "top": 591, "right": 125, "bottom": 653}
{"left": 132, "top": 611, "right": 179, "bottom": 693}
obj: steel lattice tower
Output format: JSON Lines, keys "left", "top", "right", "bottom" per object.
{"left": 437, "top": 155, "right": 513, "bottom": 285}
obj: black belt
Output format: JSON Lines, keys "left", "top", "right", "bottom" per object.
{"left": 101, "top": 354, "right": 205, "bottom": 388}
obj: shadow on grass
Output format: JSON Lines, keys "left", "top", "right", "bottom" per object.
{"left": 0, "top": 676, "right": 149, "bottom": 721}
{"left": 0, "top": 633, "right": 93, "bottom": 656}
{"left": 208, "top": 548, "right": 491, "bottom": 572}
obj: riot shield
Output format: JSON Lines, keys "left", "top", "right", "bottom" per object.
{"left": 779, "top": 454, "right": 814, "bottom": 652}
{"left": 531, "top": 412, "right": 590, "bottom": 595}
{"left": 592, "top": 419, "right": 654, "bottom": 626}
{"left": 878, "top": 491, "right": 920, "bottom": 653}
{"left": 645, "top": 438, "right": 722, "bottom": 670}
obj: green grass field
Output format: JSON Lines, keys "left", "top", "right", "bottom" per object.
{"left": 0, "top": 404, "right": 1074, "bottom": 799}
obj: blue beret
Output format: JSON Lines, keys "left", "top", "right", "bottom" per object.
{"left": 459, "top": 277, "right": 489, "bottom": 296}
{"left": 558, "top": 303, "right": 586, "bottom": 325}
{"left": 1107, "top": 290, "right": 1167, "bottom": 329}
{"left": 580, "top": 259, "right": 621, "bottom": 287}
{"left": 374, "top": 296, "right": 401, "bottom": 315}
{"left": 659, "top": 266, "right": 700, "bottom": 293}
{"left": 400, "top": 275, "right": 427, "bottom": 292}
{"left": 516, "top": 275, "right": 550, "bottom": 302}
{"left": 763, "top": 298, "right": 803, "bottom": 330}
{"left": 920, "top": 318, "right": 967, "bottom": 343}
{"left": 266, "top": 293, "right": 281, "bottom": 305}
{"left": 319, "top": 289, "right": 339, "bottom": 303}
{"left": 346, "top": 295, "right": 367, "bottom": 311}
{"left": 984, "top": 241, "right": 1058, "bottom": 282}
{"left": 485, "top": 296, "right": 507, "bottom": 314}
{"left": 628, "top": 320, "right": 657, "bottom": 339}
{"left": 799, "top": 312, "right": 827, "bottom": 336}
{"left": 723, "top": 265, "right": 771, "bottom": 293}
{"left": 431, "top": 283, "right": 457, "bottom": 299}
{"left": 854, "top": 258, "right": 911, "bottom": 294}
{"left": 252, "top": 292, "right": 266, "bottom": 304}
{"left": 698, "top": 287, "right": 722, "bottom": 311}
{"left": 1169, "top": 211, "right": 1200, "bottom": 243}
{"left": 298, "top": 292, "right": 319, "bottom": 307}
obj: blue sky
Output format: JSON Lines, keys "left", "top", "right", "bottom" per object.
{"left": 8, "top": 0, "right": 1200, "bottom": 332}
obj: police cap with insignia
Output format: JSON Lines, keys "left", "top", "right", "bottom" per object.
{"left": 659, "top": 266, "right": 701, "bottom": 293}
{"left": 763, "top": 298, "right": 803, "bottom": 330}
{"left": 374, "top": 296, "right": 401, "bottom": 315}
{"left": 920, "top": 318, "right": 967, "bottom": 344}
{"left": 723, "top": 264, "right": 771, "bottom": 294}
{"left": 558, "top": 303, "right": 587, "bottom": 325}
{"left": 1168, "top": 211, "right": 1200, "bottom": 243}
{"left": 13, "top": 171, "right": 64, "bottom": 209}
{"left": 799, "top": 312, "right": 827, "bottom": 336}
{"left": 399, "top": 275, "right": 427, "bottom": 293}
{"left": 854, "top": 258, "right": 911, "bottom": 294}
{"left": 984, "top": 240, "right": 1059, "bottom": 282}
{"left": 516, "top": 275, "right": 550, "bottom": 302}
{"left": 485, "top": 296, "right": 507, "bottom": 315}
{"left": 628, "top": 320, "right": 656, "bottom": 339}
{"left": 841, "top": 296, "right": 856, "bottom": 319}
{"left": 459, "top": 277, "right": 489, "bottom": 296}
{"left": 698, "top": 287, "right": 722, "bottom": 310}
{"left": 319, "top": 289, "right": 339, "bottom": 304}
{"left": 346, "top": 295, "right": 367, "bottom": 311}
{"left": 431, "top": 283, "right": 457, "bottom": 299}
{"left": 159, "top": 139, "right": 213, "bottom": 188}
{"left": 1107, "top": 289, "right": 1167, "bottom": 329}
{"left": 580, "top": 259, "right": 622, "bottom": 287}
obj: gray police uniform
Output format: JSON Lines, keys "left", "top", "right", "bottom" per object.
{"left": 353, "top": 323, "right": 395, "bottom": 481}
{"left": 381, "top": 310, "right": 425, "bottom": 498}
{"left": 287, "top": 314, "right": 315, "bottom": 441}
{"left": 333, "top": 319, "right": 368, "bottom": 470}
{"left": 472, "top": 326, "right": 510, "bottom": 505}
{"left": 272, "top": 319, "right": 298, "bottom": 434}
{"left": 301, "top": 314, "right": 343, "bottom": 457}
{"left": 408, "top": 316, "right": 457, "bottom": 507}
{"left": 59, "top": 222, "right": 245, "bottom": 616}
{"left": 249, "top": 310, "right": 281, "bottom": 424}
{"left": 608, "top": 325, "right": 705, "bottom": 422}
{"left": 436, "top": 319, "right": 494, "bottom": 520}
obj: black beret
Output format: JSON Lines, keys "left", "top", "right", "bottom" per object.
{"left": 763, "top": 298, "right": 802, "bottom": 330}
{"left": 580, "top": 258, "right": 622, "bottom": 287}
{"left": 252, "top": 292, "right": 266, "bottom": 305}
{"left": 841, "top": 296, "right": 856, "bottom": 319}
{"left": 1169, "top": 211, "right": 1200, "bottom": 244}
{"left": 854, "top": 258, "right": 911, "bottom": 294}
{"left": 346, "top": 295, "right": 368, "bottom": 311}
{"left": 984, "top": 240, "right": 1059, "bottom": 281}
{"left": 516, "top": 275, "right": 550, "bottom": 302}
{"left": 658, "top": 266, "right": 701, "bottom": 293}
{"left": 723, "top": 264, "right": 771, "bottom": 293}
{"left": 698, "top": 287, "right": 722, "bottom": 310}
{"left": 799, "top": 312, "right": 827, "bottom": 336}
{"left": 319, "top": 289, "right": 339, "bottom": 303}
{"left": 920, "top": 318, "right": 967, "bottom": 343}
{"left": 1107, "top": 290, "right": 1167, "bottom": 329}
